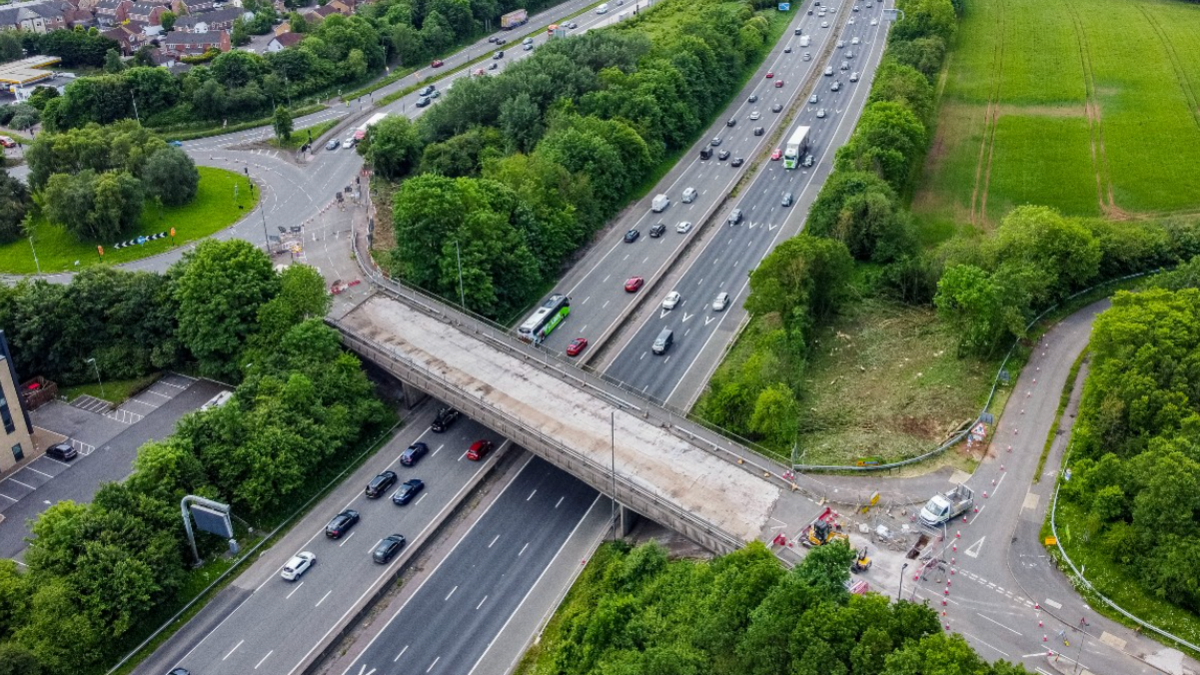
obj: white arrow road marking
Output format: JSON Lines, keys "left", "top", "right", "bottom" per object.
{"left": 964, "top": 537, "right": 986, "bottom": 558}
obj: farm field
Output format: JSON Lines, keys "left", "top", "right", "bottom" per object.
{"left": 912, "top": 0, "right": 1200, "bottom": 236}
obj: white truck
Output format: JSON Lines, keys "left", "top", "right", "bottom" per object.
{"left": 918, "top": 485, "right": 974, "bottom": 527}
{"left": 651, "top": 193, "right": 670, "bottom": 212}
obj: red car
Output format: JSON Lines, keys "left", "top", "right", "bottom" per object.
{"left": 765, "top": 71, "right": 774, "bottom": 78}
{"left": 771, "top": 148, "right": 782, "bottom": 161}
{"left": 467, "top": 439, "right": 494, "bottom": 461}
{"left": 566, "top": 337, "right": 589, "bottom": 357}
{"left": 624, "top": 276, "right": 645, "bottom": 292}
{"left": 775, "top": 79, "right": 785, "bottom": 88}
{"left": 431, "top": 59, "right": 444, "bottom": 68}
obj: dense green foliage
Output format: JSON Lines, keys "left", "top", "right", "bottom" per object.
{"left": 373, "top": 0, "right": 781, "bottom": 318}
{"left": 524, "top": 540, "right": 1026, "bottom": 675}
{"left": 0, "top": 245, "right": 387, "bottom": 674}
{"left": 1062, "top": 286, "right": 1200, "bottom": 615}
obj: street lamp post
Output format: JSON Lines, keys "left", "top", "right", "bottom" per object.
{"left": 898, "top": 562, "right": 908, "bottom": 601}
{"left": 85, "top": 358, "right": 105, "bottom": 398}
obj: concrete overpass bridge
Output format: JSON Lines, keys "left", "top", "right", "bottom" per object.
{"left": 333, "top": 290, "right": 793, "bottom": 554}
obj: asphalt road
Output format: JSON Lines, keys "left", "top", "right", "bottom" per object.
{"left": 603, "top": 3, "right": 891, "bottom": 404}
{"left": 340, "top": 457, "right": 599, "bottom": 675}
{"left": 142, "top": 410, "right": 506, "bottom": 675}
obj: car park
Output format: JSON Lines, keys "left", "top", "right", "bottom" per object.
{"left": 624, "top": 228, "right": 640, "bottom": 242}
{"left": 365, "top": 470, "right": 398, "bottom": 498}
{"left": 661, "top": 291, "right": 682, "bottom": 310}
{"left": 782, "top": 192, "right": 794, "bottom": 207}
{"left": 771, "top": 148, "right": 782, "bottom": 160}
{"left": 750, "top": 111, "right": 761, "bottom": 120}
{"left": 400, "top": 442, "right": 428, "bottom": 466}
{"left": 727, "top": 209, "right": 743, "bottom": 225}
{"left": 754, "top": 126, "right": 765, "bottom": 136}
{"left": 431, "top": 406, "right": 460, "bottom": 432}
{"left": 391, "top": 479, "right": 425, "bottom": 505}
{"left": 431, "top": 59, "right": 444, "bottom": 67}
{"left": 649, "top": 223, "right": 667, "bottom": 238}
{"left": 373, "top": 535, "right": 406, "bottom": 563}
{"left": 466, "top": 439, "right": 494, "bottom": 461}
{"left": 624, "top": 276, "right": 645, "bottom": 292}
{"left": 325, "top": 509, "right": 360, "bottom": 538}
{"left": 45, "top": 442, "right": 77, "bottom": 461}
{"left": 326, "top": 139, "right": 340, "bottom": 150}
{"left": 712, "top": 292, "right": 731, "bottom": 311}
{"left": 731, "top": 157, "right": 745, "bottom": 167}
{"left": 817, "top": 108, "right": 827, "bottom": 118}
{"left": 772, "top": 103, "right": 783, "bottom": 112}
{"left": 281, "top": 552, "right": 315, "bottom": 581}
{"left": 566, "top": 337, "right": 589, "bottom": 357}
{"left": 718, "top": 149, "right": 731, "bottom": 160}
{"left": 810, "top": 93, "right": 819, "bottom": 104}
{"left": 676, "top": 221, "right": 693, "bottom": 234}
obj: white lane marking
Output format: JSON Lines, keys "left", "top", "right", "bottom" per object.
{"left": 286, "top": 581, "right": 304, "bottom": 599}
{"left": 476, "top": 595, "right": 488, "bottom": 610}
{"left": 224, "top": 640, "right": 244, "bottom": 660}
{"left": 976, "top": 612, "right": 1022, "bottom": 636}
{"left": 518, "top": 542, "right": 529, "bottom": 557}
{"left": 488, "top": 534, "right": 499, "bottom": 548}
{"left": 316, "top": 590, "right": 332, "bottom": 607}
{"left": 393, "top": 646, "right": 408, "bottom": 662}
{"left": 255, "top": 650, "right": 274, "bottom": 669}
{"left": 445, "top": 585, "right": 457, "bottom": 601}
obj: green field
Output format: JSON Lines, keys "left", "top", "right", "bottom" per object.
{"left": 0, "top": 167, "right": 256, "bottom": 274}
{"left": 913, "top": 0, "right": 1200, "bottom": 233}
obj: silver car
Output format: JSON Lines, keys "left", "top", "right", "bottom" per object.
{"left": 712, "top": 292, "right": 731, "bottom": 311}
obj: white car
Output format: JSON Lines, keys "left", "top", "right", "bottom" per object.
{"left": 662, "top": 291, "right": 682, "bottom": 310}
{"left": 281, "top": 552, "right": 315, "bottom": 581}
{"left": 750, "top": 111, "right": 761, "bottom": 120}
{"left": 676, "top": 221, "right": 693, "bottom": 234}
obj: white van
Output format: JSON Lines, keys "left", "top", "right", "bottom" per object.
{"left": 596, "top": 3, "right": 609, "bottom": 12}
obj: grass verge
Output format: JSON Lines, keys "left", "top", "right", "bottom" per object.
{"left": 0, "top": 167, "right": 257, "bottom": 274}
{"left": 60, "top": 372, "right": 161, "bottom": 405}
{"left": 269, "top": 119, "right": 340, "bottom": 150}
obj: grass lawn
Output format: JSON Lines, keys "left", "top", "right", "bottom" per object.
{"left": 0, "top": 167, "right": 256, "bottom": 274}
{"left": 912, "top": 0, "right": 1200, "bottom": 231}
{"left": 269, "top": 119, "right": 339, "bottom": 150}
{"left": 60, "top": 372, "right": 162, "bottom": 405}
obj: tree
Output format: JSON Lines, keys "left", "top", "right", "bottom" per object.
{"left": 273, "top": 105, "right": 293, "bottom": 142}
{"left": 173, "top": 239, "right": 280, "bottom": 380}
{"left": 142, "top": 147, "right": 200, "bottom": 207}
{"left": 160, "top": 10, "right": 176, "bottom": 31}
{"left": 0, "top": 168, "right": 31, "bottom": 244}
{"left": 103, "top": 47, "right": 125, "bottom": 74}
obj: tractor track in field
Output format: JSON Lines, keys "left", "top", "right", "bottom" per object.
{"left": 967, "top": 0, "right": 1006, "bottom": 227}
{"left": 1064, "top": 0, "right": 1116, "bottom": 216}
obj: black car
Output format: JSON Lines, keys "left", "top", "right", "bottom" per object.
{"left": 325, "top": 509, "right": 360, "bottom": 538}
{"left": 717, "top": 149, "right": 731, "bottom": 161}
{"left": 431, "top": 407, "right": 459, "bottom": 432}
{"left": 365, "top": 470, "right": 398, "bottom": 498}
{"left": 649, "top": 223, "right": 667, "bottom": 238}
{"left": 731, "top": 157, "right": 745, "bottom": 167}
{"left": 45, "top": 442, "right": 77, "bottom": 461}
{"left": 754, "top": 126, "right": 765, "bottom": 137}
{"left": 391, "top": 479, "right": 425, "bottom": 505}
{"left": 624, "top": 228, "right": 640, "bottom": 243}
{"left": 400, "top": 442, "right": 429, "bottom": 466}
{"left": 373, "top": 534, "right": 407, "bottom": 563}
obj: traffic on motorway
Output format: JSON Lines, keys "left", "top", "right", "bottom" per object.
{"left": 155, "top": 407, "right": 505, "bottom": 675}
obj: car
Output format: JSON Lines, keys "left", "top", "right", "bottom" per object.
{"left": 711, "top": 137, "right": 722, "bottom": 146}
{"left": 431, "top": 59, "right": 444, "bottom": 67}
{"left": 831, "top": 81, "right": 842, "bottom": 91}
{"left": 717, "top": 149, "right": 731, "bottom": 160}
{"left": 731, "top": 157, "right": 745, "bottom": 167}
{"left": 467, "top": 439, "right": 494, "bottom": 461}
{"left": 852, "top": 36, "right": 860, "bottom": 45}
{"left": 676, "top": 220, "right": 693, "bottom": 234}
{"left": 566, "top": 337, "right": 589, "bottom": 357}
{"left": 766, "top": 71, "right": 774, "bottom": 78}
{"left": 624, "top": 228, "right": 640, "bottom": 243}
{"left": 817, "top": 108, "right": 827, "bottom": 118}
{"left": 824, "top": 66, "right": 834, "bottom": 76}
{"left": 373, "top": 534, "right": 406, "bottom": 563}
{"left": 821, "top": 20, "right": 829, "bottom": 27}
{"left": 726, "top": 118, "right": 736, "bottom": 127}
{"left": 325, "top": 509, "right": 360, "bottom": 538}
{"left": 754, "top": 126, "right": 765, "bottom": 136}
{"left": 712, "top": 292, "right": 731, "bottom": 311}
{"left": 850, "top": 71, "right": 860, "bottom": 82}
{"left": 782, "top": 192, "right": 794, "bottom": 207}
{"left": 661, "top": 291, "right": 682, "bottom": 310}
{"left": 802, "top": 154, "right": 815, "bottom": 167}
{"left": 325, "top": 139, "right": 340, "bottom": 150}
{"left": 281, "top": 552, "right": 315, "bottom": 581}
{"left": 431, "top": 406, "right": 460, "bottom": 432}
{"left": 45, "top": 442, "right": 77, "bottom": 461}
{"left": 523, "top": 43, "right": 534, "bottom": 51}
{"left": 748, "top": 93, "right": 758, "bottom": 103}
{"left": 391, "top": 478, "right": 425, "bottom": 505}
{"left": 166, "top": 139, "right": 183, "bottom": 148}
{"left": 488, "top": 62, "right": 499, "bottom": 70}
{"left": 870, "top": 17, "right": 878, "bottom": 25}
{"left": 772, "top": 103, "right": 783, "bottom": 112}
{"left": 727, "top": 209, "right": 744, "bottom": 225}
{"left": 649, "top": 223, "right": 667, "bottom": 238}
{"left": 803, "top": 52, "right": 812, "bottom": 61}
{"left": 624, "top": 276, "right": 645, "bottom": 292}
{"left": 784, "top": 46, "right": 792, "bottom": 53}
{"left": 493, "top": 50, "right": 504, "bottom": 59}
{"left": 810, "top": 94, "right": 819, "bottom": 104}
{"left": 365, "top": 470, "right": 398, "bottom": 498}
{"left": 774, "top": 79, "right": 784, "bottom": 88}
{"left": 750, "top": 111, "right": 761, "bottom": 120}
{"left": 837, "top": 39, "right": 845, "bottom": 48}
{"left": 400, "top": 442, "right": 429, "bottom": 466}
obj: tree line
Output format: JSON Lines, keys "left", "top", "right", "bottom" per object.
{"left": 0, "top": 240, "right": 389, "bottom": 675}
{"left": 522, "top": 539, "right": 1027, "bottom": 675}
{"left": 363, "top": 0, "right": 780, "bottom": 318}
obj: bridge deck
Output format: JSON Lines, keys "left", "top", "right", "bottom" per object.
{"left": 342, "top": 296, "right": 780, "bottom": 543}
